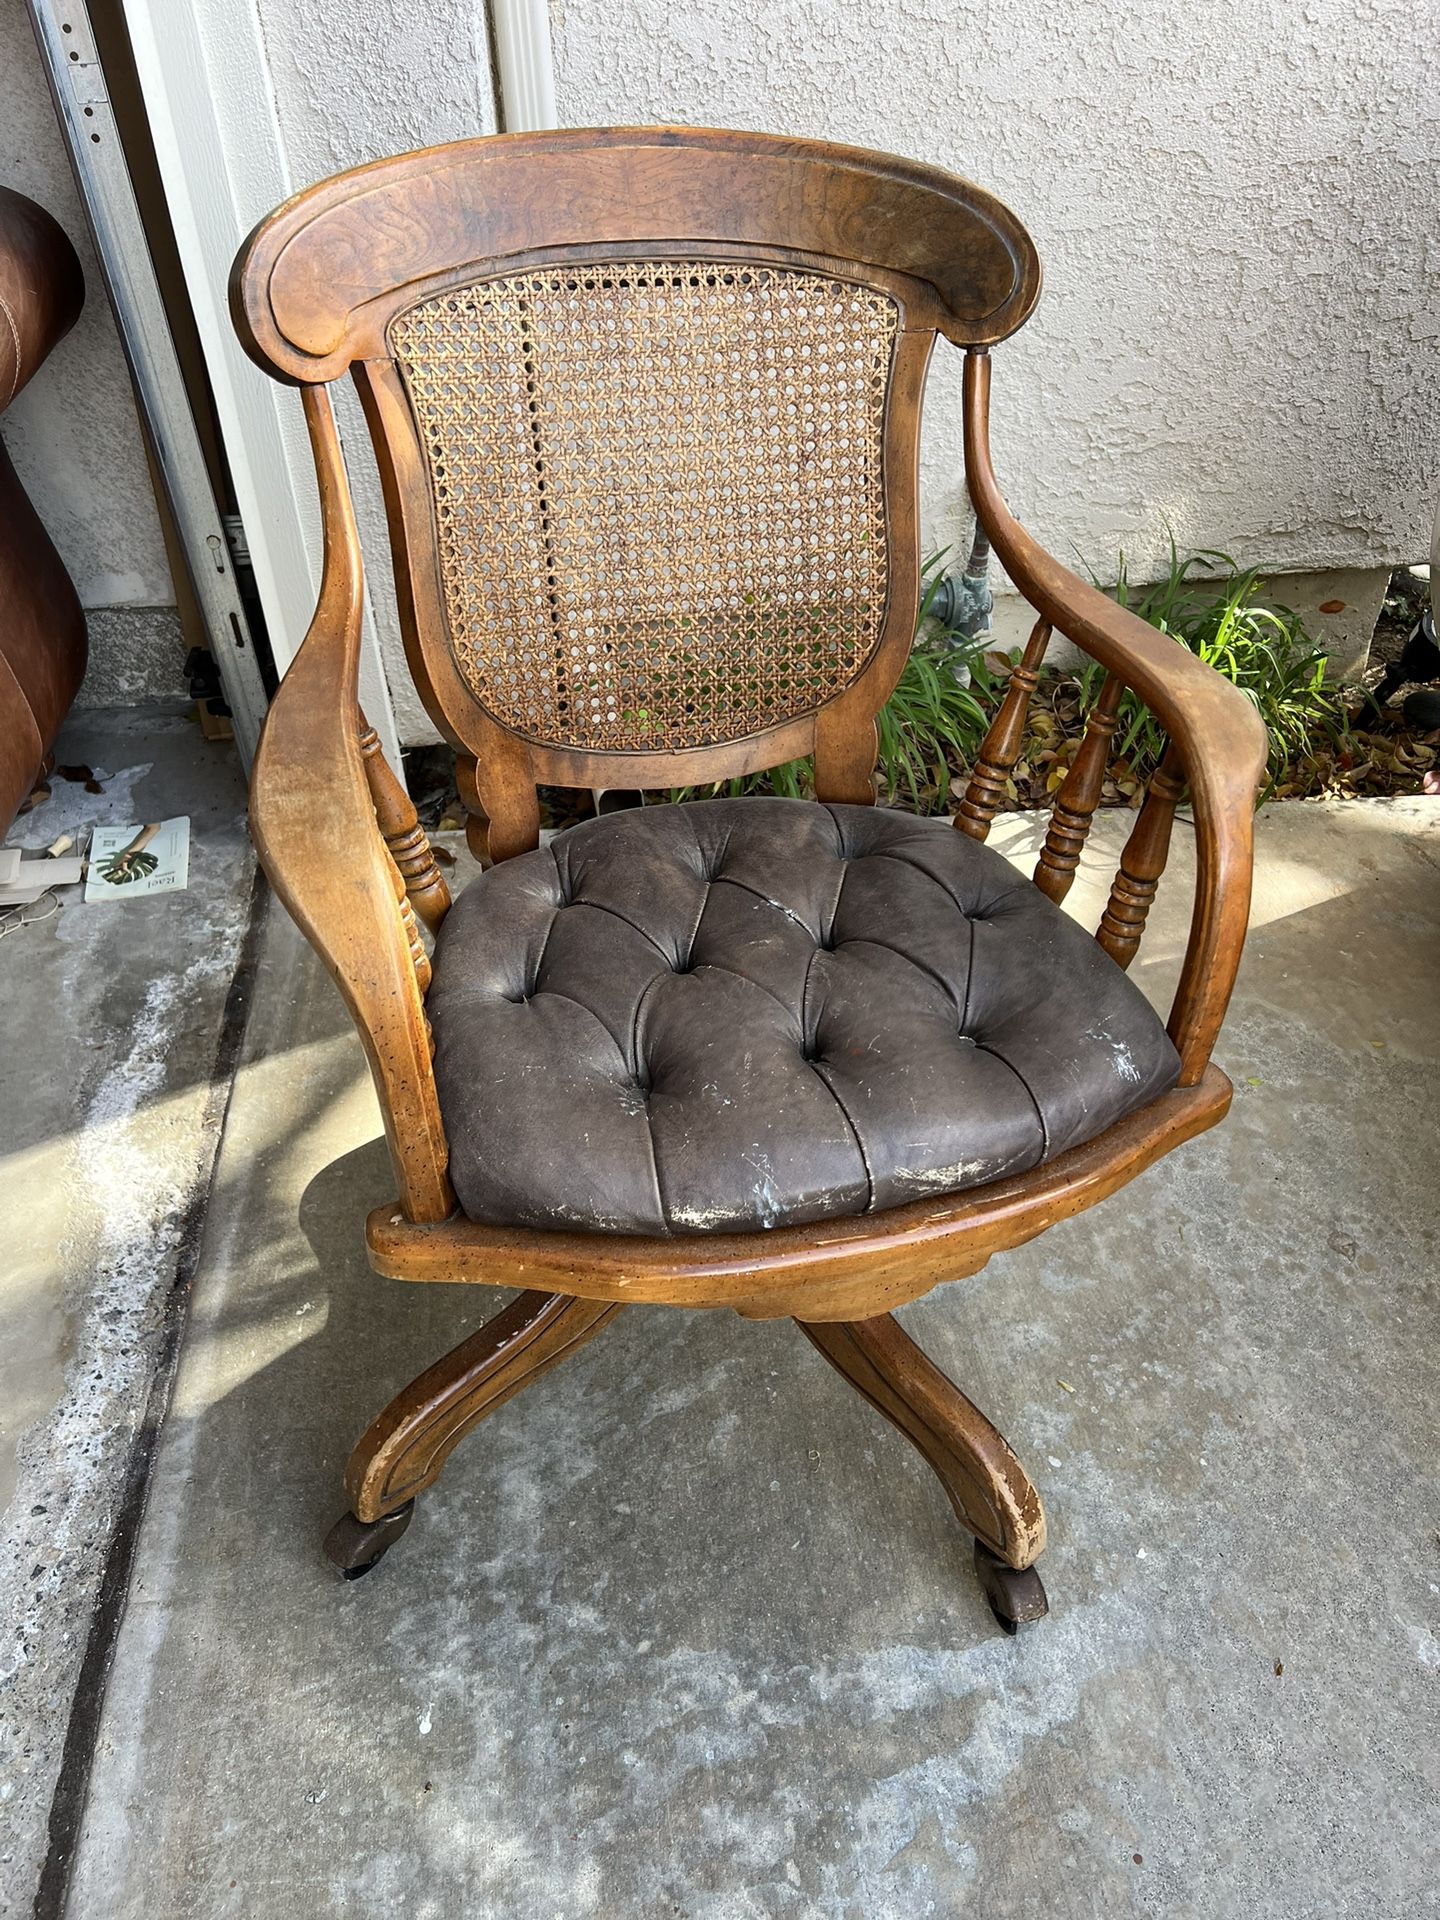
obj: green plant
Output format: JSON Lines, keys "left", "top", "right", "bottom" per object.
{"left": 1075, "top": 537, "right": 1352, "bottom": 800}
{"left": 874, "top": 640, "right": 992, "bottom": 809}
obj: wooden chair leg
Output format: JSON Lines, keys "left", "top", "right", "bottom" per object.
{"left": 324, "top": 1290, "right": 621, "bottom": 1578}
{"left": 796, "top": 1312, "right": 1050, "bottom": 1631}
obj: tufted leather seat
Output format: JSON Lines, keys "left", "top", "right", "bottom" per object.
{"left": 429, "top": 798, "right": 1180, "bottom": 1235}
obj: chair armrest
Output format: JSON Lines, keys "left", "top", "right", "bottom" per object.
{"left": 963, "top": 350, "right": 1268, "bottom": 1084}
{"left": 249, "top": 385, "right": 452, "bottom": 1220}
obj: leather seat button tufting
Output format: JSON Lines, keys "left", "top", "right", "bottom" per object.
{"left": 428, "top": 796, "right": 1181, "bottom": 1236}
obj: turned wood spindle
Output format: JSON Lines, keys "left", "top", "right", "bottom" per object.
{"left": 1095, "top": 742, "right": 1185, "bottom": 971}
{"left": 400, "top": 895, "right": 432, "bottom": 995}
{"left": 359, "top": 713, "right": 451, "bottom": 932}
{"left": 383, "top": 843, "right": 433, "bottom": 994}
{"left": 954, "top": 617, "right": 1051, "bottom": 842}
{"left": 1033, "top": 671, "right": 1123, "bottom": 904}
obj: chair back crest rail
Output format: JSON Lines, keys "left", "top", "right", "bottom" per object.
{"left": 233, "top": 129, "right": 1266, "bottom": 1215}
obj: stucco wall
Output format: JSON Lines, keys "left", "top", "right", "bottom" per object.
{"left": 549, "top": 0, "right": 1438, "bottom": 590}
{"left": 251, "top": 0, "right": 500, "bottom": 744}
{"left": 0, "top": 0, "right": 178, "bottom": 701}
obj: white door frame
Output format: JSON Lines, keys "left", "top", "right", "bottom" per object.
{"left": 491, "top": 0, "right": 558, "bottom": 131}
{"left": 121, "top": 0, "right": 402, "bottom": 771}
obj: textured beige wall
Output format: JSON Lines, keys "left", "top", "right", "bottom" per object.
{"left": 0, "top": 0, "right": 178, "bottom": 699}
{"left": 252, "top": 0, "right": 501, "bottom": 744}
{"left": 550, "top": 0, "right": 1439, "bottom": 588}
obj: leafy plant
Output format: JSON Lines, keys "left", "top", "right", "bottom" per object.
{"left": 875, "top": 642, "right": 991, "bottom": 808}
{"left": 1074, "top": 536, "right": 1352, "bottom": 800}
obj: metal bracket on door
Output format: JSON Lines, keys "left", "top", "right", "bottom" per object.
{"left": 25, "top": 0, "right": 270, "bottom": 767}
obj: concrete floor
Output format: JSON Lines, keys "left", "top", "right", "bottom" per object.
{"left": 7, "top": 777, "right": 1440, "bottom": 1917}
{"left": 0, "top": 708, "right": 254, "bottom": 1917}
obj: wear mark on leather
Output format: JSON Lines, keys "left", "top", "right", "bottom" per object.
{"left": 820, "top": 804, "right": 852, "bottom": 860}
{"left": 627, "top": 969, "right": 669, "bottom": 1085}
{"left": 972, "top": 1039, "right": 1050, "bottom": 1157}
{"left": 863, "top": 846, "right": 984, "bottom": 917}
{"left": 694, "top": 956, "right": 807, "bottom": 1030}
{"left": 559, "top": 892, "right": 675, "bottom": 964}
{"left": 680, "top": 872, "right": 712, "bottom": 964}
{"left": 695, "top": 820, "right": 737, "bottom": 885}
{"left": 837, "top": 933, "right": 963, "bottom": 1020}
{"left": 710, "top": 871, "right": 816, "bottom": 937}
{"left": 807, "top": 1058, "right": 876, "bottom": 1212}
{"left": 821, "top": 855, "right": 848, "bottom": 947}
{"left": 529, "top": 906, "right": 560, "bottom": 997}
{"left": 957, "top": 911, "right": 979, "bottom": 1034}
{"left": 798, "top": 940, "right": 825, "bottom": 1055}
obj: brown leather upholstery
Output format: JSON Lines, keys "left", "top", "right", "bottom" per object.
{"left": 0, "top": 184, "right": 87, "bottom": 838}
{"left": 429, "top": 798, "right": 1180, "bottom": 1235}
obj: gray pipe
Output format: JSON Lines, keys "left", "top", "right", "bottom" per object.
{"left": 929, "top": 521, "right": 994, "bottom": 638}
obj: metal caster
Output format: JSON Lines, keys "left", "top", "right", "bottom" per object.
{"left": 323, "top": 1500, "right": 415, "bottom": 1579}
{"left": 974, "top": 1539, "right": 1049, "bottom": 1634}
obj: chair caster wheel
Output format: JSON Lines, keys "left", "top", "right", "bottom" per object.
{"left": 324, "top": 1500, "right": 415, "bottom": 1579}
{"left": 974, "top": 1539, "right": 1049, "bottom": 1633}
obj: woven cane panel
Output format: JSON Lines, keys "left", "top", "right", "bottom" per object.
{"left": 389, "top": 260, "right": 900, "bottom": 752}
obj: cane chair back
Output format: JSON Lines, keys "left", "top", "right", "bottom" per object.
{"left": 388, "top": 259, "right": 899, "bottom": 756}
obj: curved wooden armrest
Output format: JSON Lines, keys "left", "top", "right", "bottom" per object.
{"left": 963, "top": 349, "right": 1268, "bottom": 1084}
{"left": 249, "top": 385, "right": 452, "bottom": 1220}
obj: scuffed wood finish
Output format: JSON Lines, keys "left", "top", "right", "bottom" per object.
{"left": 1033, "top": 671, "right": 1123, "bottom": 903}
{"left": 230, "top": 127, "right": 1042, "bottom": 385}
{"left": 234, "top": 136, "right": 960, "bottom": 814}
{"left": 454, "top": 742, "right": 541, "bottom": 868}
{"left": 344, "top": 1290, "right": 622, "bottom": 1521}
{"left": 359, "top": 713, "right": 451, "bottom": 931}
{"left": 954, "top": 617, "right": 1051, "bottom": 841}
{"left": 813, "top": 709, "right": 879, "bottom": 805}
{"left": 798, "top": 1313, "right": 1046, "bottom": 1569}
{"left": 1096, "top": 743, "right": 1186, "bottom": 970}
{"left": 811, "top": 324, "right": 932, "bottom": 804}
{"left": 247, "top": 385, "right": 452, "bottom": 1220}
{"left": 387, "top": 854, "right": 431, "bottom": 996}
{"left": 365, "top": 1067, "right": 1232, "bottom": 1320}
{"left": 963, "top": 349, "right": 1267, "bottom": 1083}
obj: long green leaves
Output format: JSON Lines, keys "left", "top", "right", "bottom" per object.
{"left": 1093, "top": 536, "right": 1350, "bottom": 799}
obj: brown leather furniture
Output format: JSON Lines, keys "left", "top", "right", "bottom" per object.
{"left": 0, "top": 185, "right": 87, "bottom": 840}
{"left": 430, "top": 796, "right": 1180, "bottom": 1235}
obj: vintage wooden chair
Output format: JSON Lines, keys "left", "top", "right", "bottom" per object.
{"left": 231, "top": 128, "right": 1264, "bottom": 1630}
